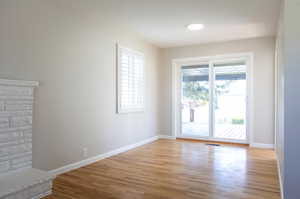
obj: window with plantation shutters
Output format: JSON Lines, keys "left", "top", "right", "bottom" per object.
{"left": 117, "top": 45, "right": 144, "bottom": 113}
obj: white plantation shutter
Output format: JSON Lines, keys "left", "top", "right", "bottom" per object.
{"left": 117, "top": 45, "right": 144, "bottom": 113}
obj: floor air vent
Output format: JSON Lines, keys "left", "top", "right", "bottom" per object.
{"left": 206, "top": 143, "right": 221, "bottom": 146}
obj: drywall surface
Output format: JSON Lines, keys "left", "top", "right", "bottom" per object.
{"left": 282, "top": 0, "right": 300, "bottom": 198}
{"left": 0, "top": 0, "right": 162, "bottom": 170}
{"left": 275, "top": 0, "right": 285, "bottom": 196}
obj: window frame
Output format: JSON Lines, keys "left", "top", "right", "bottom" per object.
{"left": 117, "top": 44, "right": 145, "bottom": 114}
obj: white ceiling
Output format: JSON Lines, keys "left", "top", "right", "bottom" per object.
{"left": 116, "top": 0, "right": 281, "bottom": 48}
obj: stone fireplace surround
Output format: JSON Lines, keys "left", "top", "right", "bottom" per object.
{"left": 0, "top": 79, "right": 55, "bottom": 199}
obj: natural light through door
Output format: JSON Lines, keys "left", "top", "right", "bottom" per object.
{"left": 180, "top": 59, "right": 248, "bottom": 142}
{"left": 181, "top": 65, "right": 210, "bottom": 137}
{"left": 213, "top": 62, "right": 247, "bottom": 140}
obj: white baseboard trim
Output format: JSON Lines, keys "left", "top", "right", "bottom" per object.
{"left": 33, "top": 190, "right": 52, "bottom": 199}
{"left": 49, "top": 136, "right": 159, "bottom": 176}
{"left": 250, "top": 143, "right": 274, "bottom": 149}
{"left": 158, "top": 134, "right": 176, "bottom": 139}
{"left": 50, "top": 137, "right": 275, "bottom": 177}
{"left": 277, "top": 157, "right": 284, "bottom": 199}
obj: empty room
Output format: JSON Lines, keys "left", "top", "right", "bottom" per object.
{"left": 0, "top": 0, "right": 299, "bottom": 199}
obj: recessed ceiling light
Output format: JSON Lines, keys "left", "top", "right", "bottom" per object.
{"left": 187, "top": 24, "right": 204, "bottom": 31}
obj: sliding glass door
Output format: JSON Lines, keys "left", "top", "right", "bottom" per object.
{"left": 181, "top": 65, "right": 210, "bottom": 137}
{"left": 213, "top": 62, "right": 247, "bottom": 141}
{"left": 180, "top": 60, "right": 248, "bottom": 142}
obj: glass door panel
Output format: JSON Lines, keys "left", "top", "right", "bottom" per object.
{"left": 213, "top": 63, "right": 247, "bottom": 140}
{"left": 181, "top": 65, "right": 210, "bottom": 137}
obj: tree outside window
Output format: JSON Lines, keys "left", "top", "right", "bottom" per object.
{"left": 182, "top": 80, "right": 232, "bottom": 122}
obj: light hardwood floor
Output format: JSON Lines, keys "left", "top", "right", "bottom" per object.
{"left": 45, "top": 139, "right": 281, "bottom": 199}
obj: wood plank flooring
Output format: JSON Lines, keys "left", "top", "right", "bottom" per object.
{"left": 44, "top": 139, "right": 281, "bottom": 199}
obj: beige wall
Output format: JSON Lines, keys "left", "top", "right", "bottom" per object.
{"left": 275, "top": 1, "right": 284, "bottom": 193}
{"left": 277, "top": 0, "right": 300, "bottom": 198}
{"left": 0, "top": 0, "right": 277, "bottom": 172}
{"left": 160, "top": 37, "right": 275, "bottom": 145}
{"left": 0, "top": 0, "right": 162, "bottom": 170}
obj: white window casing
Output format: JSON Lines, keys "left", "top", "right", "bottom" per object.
{"left": 117, "top": 45, "right": 145, "bottom": 113}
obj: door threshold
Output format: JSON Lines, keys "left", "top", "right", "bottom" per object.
{"left": 176, "top": 137, "right": 249, "bottom": 146}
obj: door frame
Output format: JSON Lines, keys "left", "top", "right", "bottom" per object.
{"left": 172, "top": 52, "right": 254, "bottom": 144}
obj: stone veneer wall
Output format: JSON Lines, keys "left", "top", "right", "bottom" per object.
{"left": 0, "top": 79, "right": 38, "bottom": 174}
